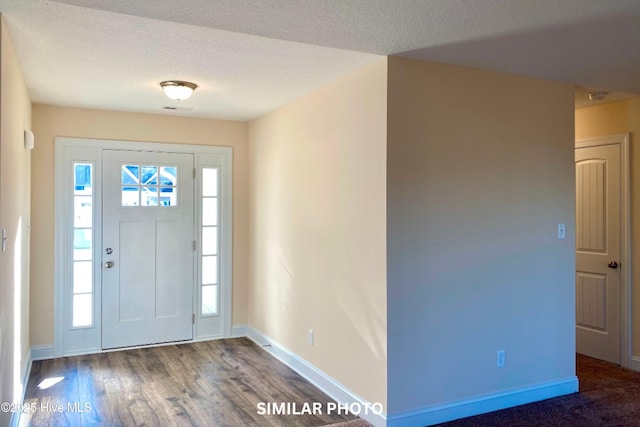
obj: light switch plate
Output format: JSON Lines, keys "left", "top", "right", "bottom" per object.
{"left": 558, "top": 224, "right": 566, "bottom": 240}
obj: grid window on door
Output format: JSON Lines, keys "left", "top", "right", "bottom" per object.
{"left": 72, "top": 163, "right": 94, "bottom": 328}
{"left": 201, "top": 168, "right": 219, "bottom": 315}
{"left": 121, "top": 164, "right": 178, "bottom": 207}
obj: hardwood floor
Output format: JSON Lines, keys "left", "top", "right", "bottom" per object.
{"left": 19, "top": 338, "right": 358, "bottom": 427}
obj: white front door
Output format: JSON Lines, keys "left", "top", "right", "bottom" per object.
{"left": 575, "top": 143, "right": 620, "bottom": 364}
{"left": 101, "top": 150, "right": 195, "bottom": 349}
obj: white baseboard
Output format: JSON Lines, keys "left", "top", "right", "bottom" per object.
{"left": 628, "top": 355, "right": 640, "bottom": 371}
{"left": 10, "top": 350, "right": 34, "bottom": 427}
{"left": 387, "top": 376, "right": 579, "bottom": 427}
{"left": 31, "top": 345, "right": 55, "bottom": 361}
{"left": 231, "top": 324, "right": 248, "bottom": 338}
{"left": 246, "top": 327, "right": 386, "bottom": 427}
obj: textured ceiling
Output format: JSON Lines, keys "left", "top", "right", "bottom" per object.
{"left": 0, "top": 0, "right": 639, "bottom": 120}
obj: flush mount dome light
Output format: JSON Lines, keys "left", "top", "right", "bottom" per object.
{"left": 588, "top": 91, "right": 608, "bottom": 101}
{"left": 160, "top": 80, "right": 197, "bottom": 101}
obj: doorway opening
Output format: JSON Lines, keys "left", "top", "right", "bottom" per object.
{"left": 575, "top": 133, "right": 631, "bottom": 368}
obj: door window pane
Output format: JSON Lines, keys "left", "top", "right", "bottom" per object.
{"left": 141, "top": 187, "right": 158, "bottom": 206}
{"left": 202, "top": 168, "right": 218, "bottom": 197}
{"left": 160, "top": 186, "right": 177, "bottom": 206}
{"left": 122, "top": 187, "right": 140, "bottom": 206}
{"left": 202, "top": 285, "right": 218, "bottom": 315}
{"left": 160, "top": 166, "right": 177, "bottom": 185}
{"left": 202, "top": 255, "right": 218, "bottom": 285}
{"left": 74, "top": 196, "right": 93, "bottom": 227}
{"left": 122, "top": 165, "right": 139, "bottom": 184}
{"left": 202, "top": 198, "right": 218, "bottom": 226}
{"left": 73, "top": 229, "right": 92, "bottom": 260}
{"left": 202, "top": 227, "right": 218, "bottom": 255}
{"left": 141, "top": 166, "right": 158, "bottom": 185}
{"left": 73, "top": 261, "right": 93, "bottom": 294}
{"left": 72, "top": 294, "right": 93, "bottom": 328}
{"left": 74, "top": 164, "right": 92, "bottom": 195}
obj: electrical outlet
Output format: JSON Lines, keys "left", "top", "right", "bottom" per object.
{"left": 497, "top": 350, "right": 506, "bottom": 368}
{"left": 308, "top": 329, "right": 314, "bottom": 346}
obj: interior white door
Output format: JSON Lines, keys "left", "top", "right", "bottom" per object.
{"left": 575, "top": 143, "right": 620, "bottom": 364}
{"left": 102, "top": 150, "right": 195, "bottom": 349}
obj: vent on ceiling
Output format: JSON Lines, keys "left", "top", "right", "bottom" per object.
{"left": 162, "top": 105, "right": 194, "bottom": 112}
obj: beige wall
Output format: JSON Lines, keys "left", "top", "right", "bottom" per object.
{"left": 386, "top": 57, "right": 576, "bottom": 414}
{"left": 0, "top": 17, "right": 32, "bottom": 425}
{"left": 248, "top": 59, "right": 387, "bottom": 407}
{"left": 575, "top": 98, "right": 640, "bottom": 355}
{"left": 575, "top": 100, "right": 635, "bottom": 139}
{"left": 30, "top": 105, "right": 249, "bottom": 346}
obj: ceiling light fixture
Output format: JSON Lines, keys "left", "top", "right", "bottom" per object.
{"left": 160, "top": 80, "right": 197, "bottom": 101}
{"left": 588, "top": 91, "right": 608, "bottom": 101}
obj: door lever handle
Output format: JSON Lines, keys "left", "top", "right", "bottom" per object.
{"left": 608, "top": 261, "right": 618, "bottom": 269}
{"left": 104, "top": 261, "right": 114, "bottom": 269}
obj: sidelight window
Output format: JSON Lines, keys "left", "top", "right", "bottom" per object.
{"left": 72, "top": 163, "right": 94, "bottom": 328}
{"left": 200, "top": 167, "right": 219, "bottom": 315}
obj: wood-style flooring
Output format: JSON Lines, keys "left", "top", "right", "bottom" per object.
{"left": 19, "top": 338, "right": 359, "bottom": 427}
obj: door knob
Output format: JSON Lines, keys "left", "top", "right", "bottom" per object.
{"left": 608, "top": 261, "right": 618, "bottom": 269}
{"left": 104, "top": 261, "right": 114, "bottom": 268}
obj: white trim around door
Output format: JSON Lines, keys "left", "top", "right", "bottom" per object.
{"left": 54, "top": 137, "right": 233, "bottom": 357}
{"left": 575, "top": 133, "right": 632, "bottom": 369}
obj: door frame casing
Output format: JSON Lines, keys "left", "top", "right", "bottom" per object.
{"left": 54, "top": 137, "right": 233, "bottom": 357}
{"left": 575, "top": 133, "right": 631, "bottom": 368}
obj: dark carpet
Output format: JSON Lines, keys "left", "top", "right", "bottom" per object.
{"left": 438, "top": 354, "right": 640, "bottom": 426}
